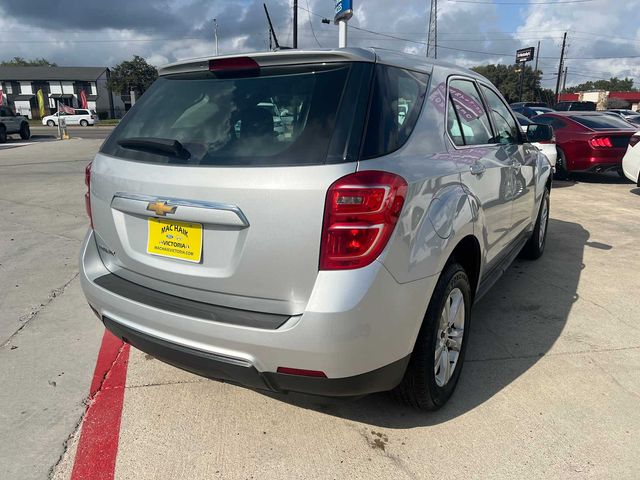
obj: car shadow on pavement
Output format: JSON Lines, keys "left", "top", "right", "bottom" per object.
{"left": 630, "top": 188, "right": 640, "bottom": 196}
{"left": 559, "top": 172, "right": 634, "bottom": 186}
{"left": 257, "top": 217, "right": 589, "bottom": 427}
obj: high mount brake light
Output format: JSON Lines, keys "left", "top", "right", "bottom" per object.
{"left": 85, "top": 162, "right": 93, "bottom": 228}
{"left": 209, "top": 57, "right": 260, "bottom": 74}
{"left": 320, "top": 171, "right": 407, "bottom": 270}
{"left": 589, "top": 137, "right": 613, "bottom": 148}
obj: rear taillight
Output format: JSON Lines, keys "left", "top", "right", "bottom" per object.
{"left": 85, "top": 162, "right": 93, "bottom": 228}
{"left": 320, "top": 171, "right": 407, "bottom": 270}
{"left": 630, "top": 136, "right": 640, "bottom": 148}
{"left": 589, "top": 137, "right": 613, "bottom": 148}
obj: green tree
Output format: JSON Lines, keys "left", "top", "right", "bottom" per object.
{"left": 107, "top": 55, "right": 158, "bottom": 96}
{"left": 471, "top": 64, "right": 547, "bottom": 104}
{"left": 0, "top": 57, "right": 57, "bottom": 66}
{"left": 566, "top": 77, "right": 636, "bottom": 93}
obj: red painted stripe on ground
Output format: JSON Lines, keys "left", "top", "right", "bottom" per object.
{"left": 71, "top": 330, "right": 130, "bottom": 480}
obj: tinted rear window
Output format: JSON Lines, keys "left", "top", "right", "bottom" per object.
{"left": 361, "top": 65, "right": 428, "bottom": 159}
{"left": 101, "top": 63, "right": 371, "bottom": 166}
{"left": 570, "top": 115, "right": 635, "bottom": 130}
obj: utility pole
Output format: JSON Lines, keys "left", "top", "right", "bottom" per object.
{"left": 533, "top": 41, "right": 540, "bottom": 101}
{"left": 293, "top": 0, "right": 298, "bottom": 49}
{"left": 562, "top": 67, "right": 568, "bottom": 92}
{"left": 555, "top": 32, "right": 567, "bottom": 104}
{"left": 263, "top": 3, "right": 281, "bottom": 50}
{"left": 427, "top": 0, "right": 438, "bottom": 59}
{"left": 213, "top": 18, "right": 219, "bottom": 56}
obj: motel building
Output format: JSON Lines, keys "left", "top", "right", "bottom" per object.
{"left": 0, "top": 66, "right": 126, "bottom": 119}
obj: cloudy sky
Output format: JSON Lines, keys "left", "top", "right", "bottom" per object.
{"left": 1, "top": 0, "right": 639, "bottom": 89}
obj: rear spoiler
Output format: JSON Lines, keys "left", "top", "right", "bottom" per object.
{"left": 159, "top": 48, "right": 377, "bottom": 77}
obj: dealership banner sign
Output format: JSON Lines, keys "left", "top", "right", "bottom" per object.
{"left": 516, "top": 47, "right": 535, "bottom": 63}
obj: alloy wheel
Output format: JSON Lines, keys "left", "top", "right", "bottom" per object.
{"left": 434, "top": 287, "right": 465, "bottom": 387}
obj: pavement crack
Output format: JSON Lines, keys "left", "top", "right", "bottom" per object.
{"left": 126, "top": 378, "right": 207, "bottom": 389}
{"left": 1, "top": 272, "right": 79, "bottom": 348}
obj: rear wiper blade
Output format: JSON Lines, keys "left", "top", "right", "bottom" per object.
{"left": 117, "top": 137, "right": 191, "bottom": 159}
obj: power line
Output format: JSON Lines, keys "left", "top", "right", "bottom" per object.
{"left": 305, "top": 0, "right": 323, "bottom": 47}
{"left": 446, "top": 0, "right": 598, "bottom": 4}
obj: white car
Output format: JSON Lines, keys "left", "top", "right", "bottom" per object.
{"left": 42, "top": 108, "right": 98, "bottom": 127}
{"left": 622, "top": 133, "right": 640, "bottom": 184}
{"left": 515, "top": 113, "right": 557, "bottom": 169}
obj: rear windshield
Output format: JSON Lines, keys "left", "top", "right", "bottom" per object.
{"left": 101, "top": 63, "right": 371, "bottom": 166}
{"left": 570, "top": 115, "right": 635, "bottom": 130}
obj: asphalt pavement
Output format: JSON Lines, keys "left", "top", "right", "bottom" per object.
{"left": 1, "top": 139, "right": 639, "bottom": 479}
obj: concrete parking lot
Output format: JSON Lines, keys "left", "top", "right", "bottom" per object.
{"left": 1, "top": 139, "right": 639, "bottom": 479}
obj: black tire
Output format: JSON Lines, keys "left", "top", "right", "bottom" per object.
{"left": 80, "top": 119, "right": 89, "bottom": 127}
{"left": 47, "top": 120, "right": 55, "bottom": 127}
{"left": 19, "top": 122, "right": 31, "bottom": 140}
{"left": 521, "top": 188, "right": 550, "bottom": 260}
{"left": 393, "top": 262, "right": 472, "bottom": 410}
{"left": 0, "top": 125, "right": 6, "bottom": 143}
{"left": 553, "top": 148, "right": 570, "bottom": 180}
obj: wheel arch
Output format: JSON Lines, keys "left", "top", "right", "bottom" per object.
{"left": 448, "top": 235, "right": 481, "bottom": 301}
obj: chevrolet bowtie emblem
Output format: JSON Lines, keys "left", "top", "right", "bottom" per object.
{"left": 146, "top": 201, "right": 177, "bottom": 216}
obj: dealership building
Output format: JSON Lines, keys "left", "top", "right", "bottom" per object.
{"left": 0, "top": 66, "right": 126, "bottom": 119}
{"left": 558, "top": 91, "right": 640, "bottom": 111}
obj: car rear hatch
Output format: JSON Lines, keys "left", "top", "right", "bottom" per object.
{"left": 90, "top": 52, "right": 375, "bottom": 315}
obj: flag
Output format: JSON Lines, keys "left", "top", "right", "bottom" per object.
{"left": 0, "top": 88, "right": 3, "bottom": 106}
{"left": 61, "top": 104, "right": 75, "bottom": 114}
{"left": 79, "top": 89, "right": 88, "bottom": 109}
{"left": 37, "top": 89, "right": 46, "bottom": 118}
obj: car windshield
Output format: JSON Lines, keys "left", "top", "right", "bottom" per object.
{"left": 101, "top": 63, "right": 368, "bottom": 166}
{"left": 570, "top": 114, "right": 635, "bottom": 130}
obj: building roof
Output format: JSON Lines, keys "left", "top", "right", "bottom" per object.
{"left": 609, "top": 92, "right": 640, "bottom": 101}
{"left": 0, "top": 66, "right": 107, "bottom": 81}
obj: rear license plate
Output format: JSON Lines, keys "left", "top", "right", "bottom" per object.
{"left": 147, "top": 218, "right": 203, "bottom": 263}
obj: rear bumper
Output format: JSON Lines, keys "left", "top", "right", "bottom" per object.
{"left": 568, "top": 151, "right": 626, "bottom": 172}
{"left": 103, "top": 316, "right": 409, "bottom": 396}
{"left": 80, "top": 230, "right": 435, "bottom": 396}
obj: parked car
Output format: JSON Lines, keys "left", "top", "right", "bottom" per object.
{"left": 80, "top": 49, "right": 553, "bottom": 410}
{"left": 554, "top": 101, "right": 597, "bottom": 112}
{"left": 607, "top": 109, "right": 639, "bottom": 119}
{"left": 510, "top": 102, "right": 549, "bottom": 109}
{"left": 0, "top": 105, "right": 30, "bottom": 142}
{"left": 622, "top": 133, "right": 640, "bottom": 184}
{"left": 512, "top": 105, "right": 555, "bottom": 119}
{"left": 42, "top": 108, "right": 98, "bottom": 127}
{"left": 603, "top": 110, "right": 640, "bottom": 127}
{"left": 515, "top": 112, "right": 557, "bottom": 169}
{"left": 533, "top": 112, "right": 637, "bottom": 178}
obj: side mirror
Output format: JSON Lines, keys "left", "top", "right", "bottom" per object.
{"left": 526, "top": 123, "right": 554, "bottom": 143}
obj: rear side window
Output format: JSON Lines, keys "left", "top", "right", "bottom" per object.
{"left": 447, "top": 79, "right": 493, "bottom": 146}
{"left": 480, "top": 85, "right": 520, "bottom": 145}
{"left": 101, "top": 63, "right": 371, "bottom": 166}
{"left": 570, "top": 115, "right": 634, "bottom": 130}
{"left": 535, "top": 115, "right": 566, "bottom": 130}
{"left": 361, "top": 65, "right": 428, "bottom": 159}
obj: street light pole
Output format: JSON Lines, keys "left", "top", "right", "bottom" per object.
{"left": 293, "top": 0, "right": 298, "bottom": 49}
{"left": 213, "top": 18, "right": 219, "bottom": 56}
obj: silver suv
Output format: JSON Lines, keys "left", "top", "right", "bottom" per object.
{"left": 80, "top": 49, "right": 552, "bottom": 409}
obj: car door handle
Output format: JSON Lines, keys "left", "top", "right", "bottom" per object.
{"left": 469, "top": 163, "right": 486, "bottom": 176}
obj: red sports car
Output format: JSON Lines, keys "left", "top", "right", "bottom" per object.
{"left": 533, "top": 112, "right": 638, "bottom": 178}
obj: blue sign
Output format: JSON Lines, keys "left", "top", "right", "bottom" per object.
{"left": 335, "top": 0, "right": 353, "bottom": 23}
